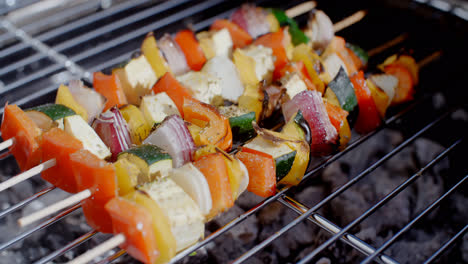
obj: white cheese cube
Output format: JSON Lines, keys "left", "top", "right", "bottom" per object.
{"left": 197, "top": 28, "right": 233, "bottom": 59}
{"left": 64, "top": 115, "right": 111, "bottom": 159}
{"left": 203, "top": 56, "right": 244, "bottom": 103}
{"left": 242, "top": 45, "right": 275, "bottom": 82}
{"left": 281, "top": 72, "right": 308, "bottom": 99}
{"left": 141, "top": 178, "right": 204, "bottom": 252}
{"left": 140, "top": 93, "right": 180, "bottom": 126}
{"left": 177, "top": 71, "right": 222, "bottom": 105}
{"left": 323, "top": 53, "right": 349, "bottom": 80}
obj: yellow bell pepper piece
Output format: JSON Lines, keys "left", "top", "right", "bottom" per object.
{"left": 238, "top": 84, "right": 264, "bottom": 121}
{"left": 338, "top": 119, "right": 351, "bottom": 151}
{"left": 115, "top": 158, "right": 140, "bottom": 196}
{"left": 141, "top": 32, "right": 171, "bottom": 79}
{"left": 120, "top": 105, "right": 151, "bottom": 145}
{"left": 233, "top": 48, "right": 260, "bottom": 86}
{"left": 267, "top": 13, "right": 280, "bottom": 32}
{"left": 126, "top": 191, "right": 177, "bottom": 264}
{"left": 367, "top": 79, "right": 390, "bottom": 118}
{"left": 55, "top": 84, "right": 88, "bottom": 122}
{"left": 292, "top": 44, "right": 326, "bottom": 94}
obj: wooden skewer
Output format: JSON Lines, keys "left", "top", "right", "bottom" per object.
{"left": 0, "top": 138, "right": 14, "bottom": 152}
{"left": 417, "top": 51, "right": 442, "bottom": 68}
{"left": 0, "top": 158, "right": 56, "bottom": 192}
{"left": 67, "top": 233, "right": 126, "bottom": 264}
{"left": 368, "top": 33, "right": 409, "bottom": 57}
{"left": 286, "top": 1, "right": 317, "bottom": 18}
{"left": 18, "top": 189, "right": 91, "bottom": 227}
{"left": 333, "top": 10, "right": 367, "bottom": 32}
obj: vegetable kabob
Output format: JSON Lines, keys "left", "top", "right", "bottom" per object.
{"left": 7, "top": 2, "right": 369, "bottom": 217}
{"left": 1, "top": 3, "right": 424, "bottom": 262}
{"left": 0, "top": 1, "right": 336, "bottom": 195}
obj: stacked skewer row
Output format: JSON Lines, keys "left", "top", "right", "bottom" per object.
{"left": 0, "top": 1, "right": 440, "bottom": 263}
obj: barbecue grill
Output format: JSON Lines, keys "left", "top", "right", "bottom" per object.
{"left": 0, "top": 0, "right": 467, "bottom": 263}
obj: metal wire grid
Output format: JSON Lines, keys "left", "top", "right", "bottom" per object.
{"left": 0, "top": 0, "right": 466, "bottom": 263}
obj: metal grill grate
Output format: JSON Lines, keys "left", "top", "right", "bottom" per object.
{"left": 0, "top": 0, "right": 467, "bottom": 263}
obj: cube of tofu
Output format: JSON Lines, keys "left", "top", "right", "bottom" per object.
{"left": 64, "top": 115, "right": 111, "bottom": 160}
{"left": 113, "top": 55, "right": 158, "bottom": 105}
{"left": 140, "top": 92, "right": 180, "bottom": 127}
{"left": 323, "top": 53, "right": 349, "bottom": 80}
{"left": 176, "top": 71, "right": 222, "bottom": 105}
{"left": 281, "top": 72, "right": 308, "bottom": 99}
{"left": 203, "top": 56, "right": 244, "bottom": 103}
{"left": 140, "top": 178, "right": 204, "bottom": 252}
{"left": 196, "top": 28, "right": 233, "bottom": 60}
{"left": 233, "top": 45, "right": 274, "bottom": 86}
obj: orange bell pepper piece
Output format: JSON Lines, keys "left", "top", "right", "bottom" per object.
{"left": 193, "top": 153, "right": 233, "bottom": 219}
{"left": 254, "top": 29, "right": 290, "bottom": 79}
{"left": 384, "top": 64, "right": 415, "bottom": 105}
{"left": 183, "top": 97, "right": 232, "bottom": 151}
{"left": 327, "top": 37, "right": 358, "bottom": 75}
{"left": 105, "top": 197, "right": 160, "bottom": 264}
{"left": 211, "top": 19, "right": 253, "bottom": 49}
{"left": 152, "top": 72, "right": 193, "bottom": 116}
{"left": 71, "top": 150, "right": 116, "bottom": 233}
{"left": 1, "top": 104, "right": 42, "bottom": 171}
{"left": 235, "top": 147, "right": 276, "bottom": 198}
{"left": 174, "top": 29, "right": 207, "bottom": 71}
{"left": 93, "top": 72, "right": 128, "bottom": 111}
{"left": 41, "top": 128, "right": 83, "bottom": 193}
{"left": 324, "top": 100, "right": 351, "bottom": 149}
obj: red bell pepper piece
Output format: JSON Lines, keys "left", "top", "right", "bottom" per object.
{"left": 235, "top": 147, "right": 276, "bottom": 197}
{"left": 152, "top": 72, "right": 193, "bottom": 116}
{"left": 193, "top": 153, "right": 233, "bottom": 218}
{"left": 1, "top": 104, "right": 42, "bottom": 171}
{"left": 70, "top": 149, "right": 116, "bottom": 233}
{"left": 41, "top": 128, "right": 83, "bottom": 193}
{"left": 105, "top": 197, "right": 160, "bottom": 264}
{"left": 254, "top": 29, "right": 291, "bottom": 80}
{"left": 211, "top": 19, "right": 253, "bottom": 49}
{"left": 350, "top": 71, "right": 382, "bottom": 133}
{"left": 174, "top": 30, "right": 207, "bottom": 71}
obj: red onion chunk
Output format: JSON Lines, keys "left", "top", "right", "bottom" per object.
{"left": 68, "top": 80, "right": 107, "bottom": 123}
{"left": 143, "top": 115, "right": 195, "bottom": 168}
{"left": 230, "top": 4, "right": 270, "bottom": 39}
{"left": 283, "top": 90, "right": 338, "bottom": 155}
{"left": 92, "top": 107, "right": 132, "bottom": 161}
{"left": 158, "top": 34, "right": 190, "bottom": 76}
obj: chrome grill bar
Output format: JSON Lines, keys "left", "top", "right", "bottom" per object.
{"left": 278, "top": 196, "right": 399, "bottom": 264}
{"left": 33, "top": 229, "right": 99, "bottom": 264}
{"left": 361, "top": 174, "right": 468, "bottom": 264}
{"left": 299, "top": 138, "right": 464, "bottom": 264}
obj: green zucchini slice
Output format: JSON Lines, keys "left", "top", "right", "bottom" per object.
{"left": 219, "top": 105, "right": 256, "bottom": 143}
{"left": 26, "top": 104, "right": 76, "bottom": 131}
{"left": 119, "top": 145, "right": 173, "bottom": 181}
{"left": 327, "top": 67, "right": 359, "bottom": 125}
{"left": 244, "top": 136, "right": 297, "bottom": 182}
{"left": 346, "top": 43, "right": 369, "bottom": 67}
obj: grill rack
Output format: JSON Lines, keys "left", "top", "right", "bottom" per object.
{"left": 0, "top": 0, "right": 467, "bottom": 263}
